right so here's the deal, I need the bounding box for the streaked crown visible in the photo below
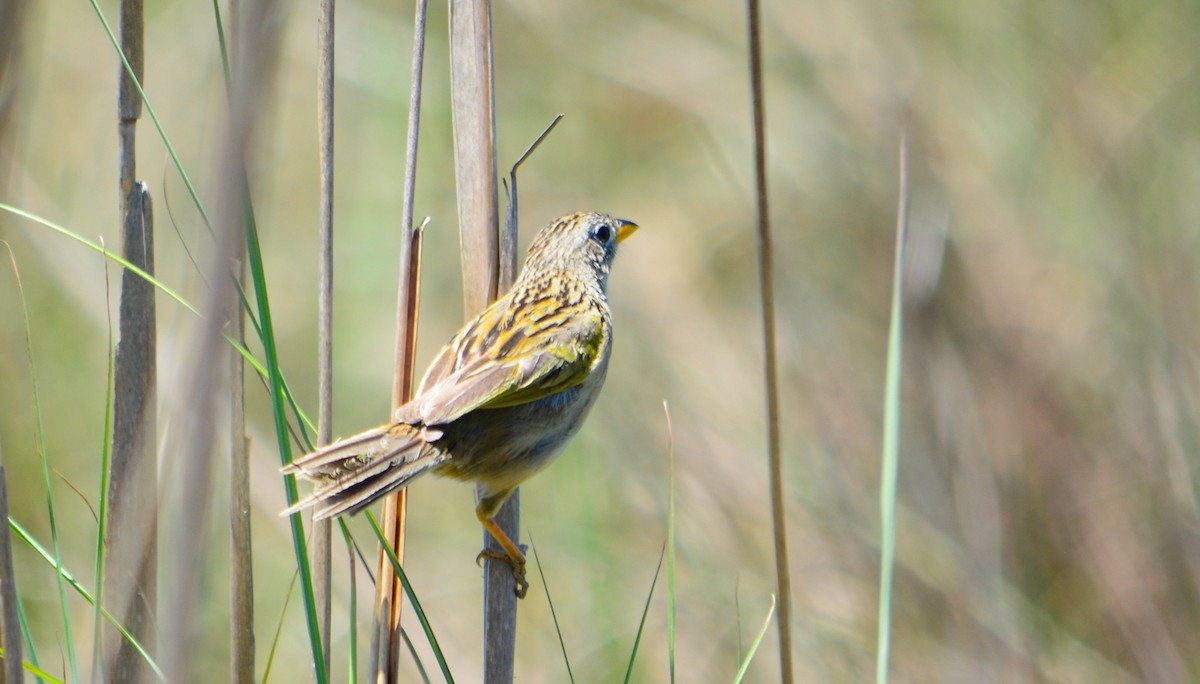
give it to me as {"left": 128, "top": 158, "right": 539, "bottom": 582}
{"left": 522, "top": 211, "right": 638, "bottom": 288}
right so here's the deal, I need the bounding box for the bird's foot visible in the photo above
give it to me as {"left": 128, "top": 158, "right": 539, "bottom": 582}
{"left": 475, "top": 545, "right": 530, "bottom": 599}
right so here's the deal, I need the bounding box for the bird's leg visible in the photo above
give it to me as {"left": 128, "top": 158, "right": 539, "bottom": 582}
{"left": 474, "top": 491, "right": 529, "bottom": 598}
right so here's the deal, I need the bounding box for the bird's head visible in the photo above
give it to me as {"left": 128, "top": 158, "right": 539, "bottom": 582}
{"left": 522, "top": 211, "right": 638, "bottom": 289}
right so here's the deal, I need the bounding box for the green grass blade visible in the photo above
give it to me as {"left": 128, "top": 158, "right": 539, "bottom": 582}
{"left": 20, "top": 661, "right": 66, "bottom": 684}
{"left": 243, "top": 197, "right": 328, "bottom": 683}
{"left": 8, "top": 518, "right": 165, "bottom": 680}
{"left": 91, "top": 247, "right": 118, "bottom": 682}
{"left": 15, "top": 592, "right": 38, "bottom": 678}
{"left": 875, "top": 131, "right": 910, "bottom": 684}
{"left": 0, "top": 204, "right": 198, "bottom": 315}
{"left": 664, "top": 401, "right": 677, "bottom": 684}
{"left": 210, "top": 0, "right": 233, "bottom": 93}
{"left": 261, "top": 568, "right": 299, "bottom": 684}
{"left": 622, "top": 544, "right": 666, "bottom": 684}
{"left": 2, "top": 249, "right": 39, "bottom": 680}
{"left": 732, "top": 595, "right": 776, "bottom": 683}
{"left": 365, "top": 511, "right": 453, "bottom": 683}
{"left": 337, "top": 521, "right": 362, "bottom": 684}
{"left": 5, "top": 246, "right": 77, "bottom": 681}
{"left": 0, "top": 207, "right": 314, "bottom": 428}
{"left": 398, "top": 629, "right": 432, "bottom": 684}
{"left": 528, "top": 533, "right": 574, "bottom": 683}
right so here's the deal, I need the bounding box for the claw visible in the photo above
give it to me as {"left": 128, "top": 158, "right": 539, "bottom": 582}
{"left": 476, "top": 546, "right": 529, "bottom": 598}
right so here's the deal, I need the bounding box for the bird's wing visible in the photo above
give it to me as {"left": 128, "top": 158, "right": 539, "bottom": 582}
{"left": 395, "top": 295, "right": 607, "bottom": 426}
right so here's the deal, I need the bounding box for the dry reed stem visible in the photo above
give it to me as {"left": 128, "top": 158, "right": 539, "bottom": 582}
{"left": 103, "top": 0, "right": 155, "bottom": 678}
{"left": 229, "top": 254, "right": 254, "bottom": 684}
{"left": 0, "top": 0, "right": 26, "bottom": 191}
{"left": 312, "top": 0, "right": 336, "bottom": 674}
{"left": 162, "top": 0, "right": 280, "bottom": 677}
{"left": 0, "top": 443, "right": 23, "bottom": 684}
{"left": 104, "top": 182, "right": 157, "bottom": 683}
{"left": 745, "top": 0, "right": 794, "bottom": 680}
{"left": 370, "top": 0, "right": 429, "bottom": 679}
{"left": 446, "top": 0, "right": 519, "bottom": 680}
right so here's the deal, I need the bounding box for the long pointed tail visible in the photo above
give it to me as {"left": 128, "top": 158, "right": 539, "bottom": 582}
{"left": 281, "top": 423, "right": 449, "bottom": 520}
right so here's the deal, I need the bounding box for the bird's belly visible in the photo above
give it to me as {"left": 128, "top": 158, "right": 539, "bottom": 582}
{"left": 432, "top": 371, "right": 605, "bottom": 491}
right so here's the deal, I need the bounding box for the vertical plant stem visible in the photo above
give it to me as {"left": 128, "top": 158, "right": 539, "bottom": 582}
{"left": 313, "top": 0, "right": 336, "bottom": 675}
{"left": 393, "top": 0, "right": 428, "bottom": 345}
{"left": 103, "top": 0, "right": 155, "bottom": 677}
{"left": 163, "top": 179, "right": 230, "bottom": 679}
{"left": 0, "top": 0, "right": 27, "bottom": 192}
{"left": 213, "top": 6, "right": 253, "bottom": 679}
{"left": 744, "top": 1, "right": 794, "bottom": 681}
{"left": 164, "top": 0, "right": 280, "bottom": 677}
{"left": 875, "top": 130, "right": 909, "bottom": 684}
{"left": 104, "top": 185, "right": 157, "bottom": 683}
{"left": 371, "top": 0, "right": 428, "bottom": 680}
{"left": 230, "top": 252, "right": 254, "bottom": 684}
{"left": 664, "top": 402, "right": 676, "bottom": 684}
{"left": 447, "top": 0, "right": 517, "bottom": 679}
{"left": 449, "top": 0, "right": 500, "bottom": 315}
{"left": 0, "top": 442, "right": 23, "bottom": 684}
{"left": 374, "top": 224, "right": 424, "bottom": 678}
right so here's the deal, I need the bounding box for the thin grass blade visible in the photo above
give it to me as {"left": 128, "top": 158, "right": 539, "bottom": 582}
{"left": 5, "top": 246, "right": 77, "bottom": 681}
{"left": 7, "top": 518, "right": 165, "bottom": 680}
{"left": 261, "top": 568, "right": 298, "bottom": 684}
{"left": 20, "top": 661, "right": 66, "bottom": 684}
{"left": 245, "top": 201, "right": 328, "bottom": 682}
{"left": 664, "top": 401, "right": 677, "bottom": 684}
{"left": 622, "top": 544, "right": 666, "bottom": 684}
{"left": 529, "top": 533, "right": 574, "bottom": 684}
{"left": 875, "top": 129, "right": 910, "bottom": 684}
{"left": 90, "top": 245, "right": 117, "bottom": 682}
{"left": 338, "top": 521, "right": 362, "bottom": 683}
{"left": 398, "top": 629, "right": 432, "bottom": 684}
{"left": 732, "top": 595, "right": 776, "bottom": 683}
{"left": 15, "top": 593, "right": 36, "bottom": 676}
{"left": 365, "top": 512, "right": 453, "bottom": 683}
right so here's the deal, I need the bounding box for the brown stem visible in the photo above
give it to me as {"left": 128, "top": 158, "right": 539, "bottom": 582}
{"left": 746, "top": 0, "right": 794, "bottom": 681}
{"left": 370, "top": 0, "right": 429, "bottom": 679}
{"left": 312, "top": 0, "right": 336, "bottom": 675}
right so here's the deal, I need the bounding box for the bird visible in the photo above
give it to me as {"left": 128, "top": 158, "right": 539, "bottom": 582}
{"left": 282, "top": 210, "right": 637, "bottom": 597}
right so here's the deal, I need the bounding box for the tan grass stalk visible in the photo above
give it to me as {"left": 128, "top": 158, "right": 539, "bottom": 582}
{"left": 745, "top": 0, "right": 794, "bottom": 681}
{"left": 447, "top": 1, "right": 519, "bottom": 680}
{"left": 312, "top": 0, "right": 336, "bottom": 675}
{"left": 0, "top": 0, "right": 27, "bottom": 191}
{"left": 229, "top": 251, "right": 253, "bottom": 684}
{"left": 161, "top": 0, "right": 280, "bottom": 677}
{"left": 0, "top": 443, "right": 23, "bottom": 684}
{"left": 370, "top": 0, "right": 429, "bottom": 679}
{"left": 104, "top": 3, "right": 157, "bottom": 663}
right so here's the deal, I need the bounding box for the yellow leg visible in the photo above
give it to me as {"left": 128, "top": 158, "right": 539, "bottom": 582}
{"left": 475, "top": 494, "right": 529, "bottom": 598}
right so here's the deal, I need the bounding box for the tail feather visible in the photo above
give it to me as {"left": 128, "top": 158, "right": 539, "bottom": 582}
{"left": 281, "top": 422, "right": 449, "bottom": 520}
{"left": 309, "top": 447, "right": 450, "bottom": 519}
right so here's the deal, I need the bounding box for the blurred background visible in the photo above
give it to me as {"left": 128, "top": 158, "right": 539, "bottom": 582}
{"left": 2, "top": 0, "right": 1199, "bottom": 681}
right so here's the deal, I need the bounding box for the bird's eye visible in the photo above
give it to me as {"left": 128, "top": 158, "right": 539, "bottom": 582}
{"left": 593, "top": 223, "right": 613, "bottom": 243}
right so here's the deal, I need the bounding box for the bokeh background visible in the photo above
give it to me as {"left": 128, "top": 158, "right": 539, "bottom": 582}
{"left": 2, "top": 0, "right": 1199, "bottom": 681}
